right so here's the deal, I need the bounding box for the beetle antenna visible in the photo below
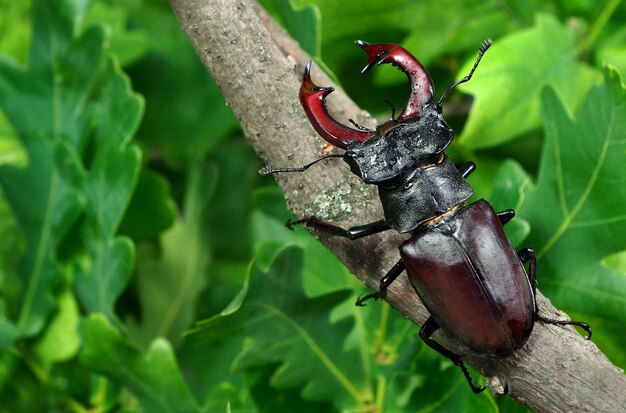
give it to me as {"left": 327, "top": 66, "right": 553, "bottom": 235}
{"left": 349, "top": 119, "right": 375, "bottom": 132}
{"left": 383, "top": 98, "right": 396, "bottom": 120}
{"left": 438, "top": 38, "right": 492, "bottom": 105}
{"left": 259, "top": 154, "right": 344, "bottom": 175}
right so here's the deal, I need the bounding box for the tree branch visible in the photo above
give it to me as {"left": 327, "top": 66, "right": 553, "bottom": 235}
{"left": 168, "top": 0, "right": 626, "bottom": 411}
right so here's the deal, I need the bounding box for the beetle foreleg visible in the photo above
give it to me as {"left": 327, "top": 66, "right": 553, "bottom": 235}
{"left": 457, "top": 161, "right": 476, "bottom": 179}
{"left": 518, "top": 248, "right": 593, "bottom": 339}
{"left": 496, "top": 209, "right": 515, "bottom": 226}
{"left": 287, "top": 217, "right": 391, "bottom": 240}
{"left": 419, "top": 317, "right": 486, "bottom": 393}
{"left": 259, "top": 154, "right": 344, "bottom": 176}
{"left": 355, "top": 259, "right": 405, "bottom": 306}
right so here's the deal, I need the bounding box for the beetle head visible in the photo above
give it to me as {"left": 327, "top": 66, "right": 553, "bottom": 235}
{"left": 299, "top": 42, "right": 452, "bottom": 184}
{"left": 344, "top": 102, "right": 453, "bottom": 183}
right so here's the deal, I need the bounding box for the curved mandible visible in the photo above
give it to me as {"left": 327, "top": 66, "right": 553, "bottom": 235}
{"left": 299, "top": 62, "right": 374, "bottom": 149}
{"left": 356, "top": 40, "right": 434, "bottom": 121}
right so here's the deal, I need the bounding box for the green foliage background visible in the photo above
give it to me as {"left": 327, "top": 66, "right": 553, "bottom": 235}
{"left": 1, "top": 0, "right": 625, "bottom": 412}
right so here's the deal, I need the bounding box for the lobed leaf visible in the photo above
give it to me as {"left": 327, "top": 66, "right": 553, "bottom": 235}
{"left": 457, "top": 14, "right": 599, "bottom": 148}
{"left": 186, "top": 245, "right": 369, "bottom": 411}
{"left": 81, "top": 314, "right": 204, "bottom": 413}
{"left": 73, "top": 56, "right": 143, "bottom": 321}
{"left": 0, "top": 0, "right": 145, "bottom": 335}
{"left": 0, "top": 0, "right": 97, "bottom": 336}
{"left": 126, "top": 162, "right": 213, "bottom": 349}
{"left": 520, "top": 66, "right": 626, "bottom": 324}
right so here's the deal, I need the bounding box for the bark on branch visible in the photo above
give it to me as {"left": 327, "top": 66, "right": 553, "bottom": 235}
{"left": 168, "top": 0, "right": 626, "bottom": 411}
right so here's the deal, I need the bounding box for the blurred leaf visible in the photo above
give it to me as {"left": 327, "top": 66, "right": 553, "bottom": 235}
{"left": 259, "top": 0, "right": 320, "bottom": 58}
{"left": 206, "top": 140, "right": 261, "bottom": 261}
{"left": 399, "top": 352, "right": 497, "bottom": 412}
{"left": 0, "top": 313, "right": 18, "bottom": 350}
{"left": 187, "top": 245, "right": 369, "bottom": 411}
{"left": 458, "top": 14, "right": 600, "bottom": 148}
{"left": 488, "top": 160, "right": 532, "bottom": 246}
{"left": 119, "top": 166, "right": 176, "bottom": 239}
{"left": 399, "top": 0, "right": 516, "bottom": 67}
{"left": 0, "top": 0, "right": 97, "bottom": 336}
{"left": 251, "top": 187, "right": 354, "bottom": 296}
{"left": 0, "top": 114, "right": 25, "bottom": 167}
{"left": 247, "top": 364, "right": 336, "bottom": 412}
{"left": 0, "top": 0, "right": 32, "bottom": 63}
{"left": 82, "top": 314, "right": 204, "bottom": 413}
{"left": 519, "top": 66, "right": 626, "bottom": 323}
{"left": 596, "top": 25, "right": 626, "bottom": 79}
{"left": 295, "top": 0, "right": 519, "bottom": 106}
{"left": 83, "top": 0, "right": 152, "bottom": 66}
{"left": 33, "top": 288, "right": 81, "bottom": 368}
{"left": 73, "top": 57, "right": 143, "bottom": 321}
{"left": 127, "top": 162, "right": 214, "bottom": 349}
{"left": 127, "top": 3, "right": 239, "bottom": 166}
{"left": 0, "top": 183, "right": 21, "bottom": 311}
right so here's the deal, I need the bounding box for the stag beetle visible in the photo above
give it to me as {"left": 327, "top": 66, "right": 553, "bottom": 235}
{"left": 260, "top": 39, "right": 591, "bottom": 392}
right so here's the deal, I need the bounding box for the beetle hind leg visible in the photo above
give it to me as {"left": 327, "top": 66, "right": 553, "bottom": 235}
{"left": 355, "top": 259, "right": 405, "bottom": 306}
{"left": 518, "top": 248, "right": 592, "bottom": 339}
{"left": 536, "top": 315, "right": 592, "bottom": 339}
{"left": 419, "top": 317, "right": 485, "bottom": 393}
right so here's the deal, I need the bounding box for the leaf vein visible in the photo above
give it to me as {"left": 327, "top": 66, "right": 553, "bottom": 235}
{"left": 250, "top": 302, "right": 363, "bottom": 402}
{"left": 537, "top": 108, "right": 614, "bottom": 259}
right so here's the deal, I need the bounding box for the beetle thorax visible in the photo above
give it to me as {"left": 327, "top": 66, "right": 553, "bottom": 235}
{"left": 377, "top": 155, "right": 474, "bottom": 233}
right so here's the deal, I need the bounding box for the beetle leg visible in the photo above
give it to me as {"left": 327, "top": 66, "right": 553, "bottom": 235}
{"left": 419, "top": 317, "right": 486, "bottom": 393}
{"left": 518, "top": 248, "right": 593, "bottom": 339}
{"left": 259, "top": 154, "right": 344, "bottom": 176}
{"left": 287, "top": 217, "right": 391, "bottom": 240}
{"left": 496, "top": 209, "right": 515, "bottom": 226}
{"left": 355, "top": 259, "right": 405, "bottom": 306}
{"left": 457, "top": 161, "right": 476, "bottom": 179}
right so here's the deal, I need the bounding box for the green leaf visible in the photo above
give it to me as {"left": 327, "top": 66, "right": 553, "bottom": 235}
{"left": 0, "top": 0, "right": 31, "bottom": 64}
{"left": 73, "top": 56, "right": 143, "bottom": 321}
{"left": 458, "top": 14, "right": 600, "bottom": 148}
{"left": 83, "top": 1, "right": 152, "bottom": 66}
{"left": 32, "top": 288, "right": 81, "bottom": 368}
{"left": 126, "top": 162, "right": 214, "bottom": 349}
{"left": 0, "top": 0, "right": 97, "bottom": 336}
{"left": 519, "top": 66, "right": 626, "bottom": 324}
{"left": 128, "top": 5, "right": 239, "bottom": 166}
{"left": 0, "top": 0, "right": 144, "bottom": 336}
{"left": 0, "top": 311, "right": 18, "bottom": 350}
{"left": 186, "top": 245, "right": 369, "bottom": 411}
{"left": 251, "top": 187, "right": 354, "bottom": 296}
{"left": 118, "top": 167, "right": 176, "bottom": 239}
{"left": 258, "top": 0, "right": 320, "bottom": 58}
{"left": 488, "top": 160, "right": 532, "bottom": 246}
{"left": 81, "top": 314, "right": 204, "bottom": 413}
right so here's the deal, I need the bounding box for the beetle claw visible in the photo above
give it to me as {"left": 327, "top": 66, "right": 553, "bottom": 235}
{"left": 355, "top": 291, "right": 383, "bottom": 306}
{"left": 285, "top": 218, "right": 308, "bottom": 230}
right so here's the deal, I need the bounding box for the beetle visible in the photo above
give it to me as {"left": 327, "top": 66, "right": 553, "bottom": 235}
{"left": 260, "top": 39, "right": 591, "bottom": 392}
